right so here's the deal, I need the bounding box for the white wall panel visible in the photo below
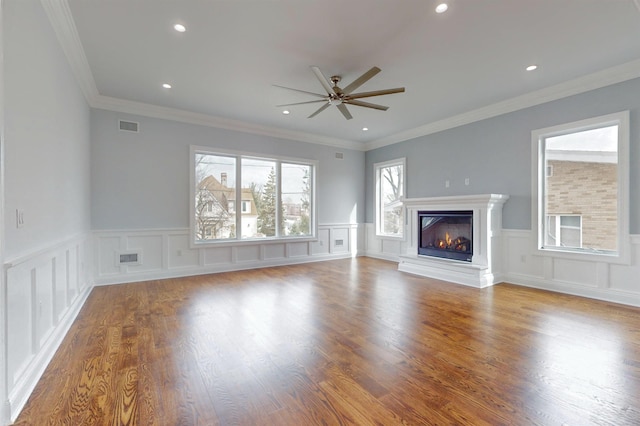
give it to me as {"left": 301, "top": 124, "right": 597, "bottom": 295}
{"left": 552, "top": 259, "right": 599, "bottom": 287}
{"left": 53, "top": 255, "right": 66, "bottom": 323}
{"left": 3, "top": 236, "right": 91, "bottom": 422}
{"left": 204, "top": 246, "right": 233, "bottom": 266}
{"left": 310, "top": 228, "right": 330, "bottom": 255}
{"left": 6, "top": 265, "right": 32, "bottom": 386}
{"left": 288, "top": 242, "right": 309, "bottom": 258}
{"left": 168, "top": 234, "right": 199, "bottom": 269}
{"left": 330, "top": 227, "right": 350, "bottom": 254}
{"left": 237, "top": 245, "right": 261, "bottom": 263}
{"left": 35, "top": 261, "right": 54, "bottom": 349}
{"left": 610, "top": 237, "right": 640, "bottom": 292}
{"left": 127, "top": 235, "right": 163, "bottom": 272}
{"left": 264, "top": 244, "right": 286, "bottom": 260}
{"left": 98, "top": 236, "right": 120, "bottom": 276}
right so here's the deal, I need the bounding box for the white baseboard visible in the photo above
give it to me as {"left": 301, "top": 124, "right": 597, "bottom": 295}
{"left": 504, "top": 271, "right": 640, "bottom": 307}
{"left": 94, "top": 252, "right": 355, "bottom": 286}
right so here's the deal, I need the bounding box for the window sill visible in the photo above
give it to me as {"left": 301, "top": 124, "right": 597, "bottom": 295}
{"left": 534, "top": 244, "right": 631, "bottom": 266}
{"left": 375, "top": 233, "right": 405, "bottom": 241}
{"left": 191, "top": 235, "right": 317, "bottom": 249}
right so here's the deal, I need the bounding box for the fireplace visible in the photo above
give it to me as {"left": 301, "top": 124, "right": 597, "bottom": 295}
{"left": 418, "top": 210, "right": 473, "bottom": 262}
{"left": 398, "top": 194, "right": 509, "bottom": 288}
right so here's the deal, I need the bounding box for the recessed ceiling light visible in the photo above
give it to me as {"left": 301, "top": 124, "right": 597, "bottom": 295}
{"left": 362, "top": 127, "right": 369, "bottom": 131}
{"left": 174, "top": 24, "right": 186, "bottom": 32}
{"left": 435, "top": 3, "right": 448, "bottom": 13}
{"left": 282, "top": 110, "right": 290, "bottom": 115}
{"left": 162, "top": 83, "right": 172, "bottom": 89}
{"left": 526, "top": 65, "right": 538, "bottom": 71}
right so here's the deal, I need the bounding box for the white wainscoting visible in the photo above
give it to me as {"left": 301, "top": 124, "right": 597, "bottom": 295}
{"left": 502, "top": 230, "right": 640, "bottom": 307}
{"left": 93, "top": 224, "right": 360, "bottom": 285}
{"left": 3, "top": 235, "right": 91, "bottom": 422}
{"left": 363, "top": 223, "right": 640, "bottom": 306}
{"left": 362, "top": 223, "right": 407, "bottom": 262}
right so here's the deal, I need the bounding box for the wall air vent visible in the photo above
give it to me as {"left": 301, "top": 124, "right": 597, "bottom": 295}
{"left": 335, "top": 152, "right": 344, "bottom": 159}
{"left": 119, "top": 253, "right": 138, "bottom": 264}
{"left": 119, "top": 120, "right": 139, "bottom": 132}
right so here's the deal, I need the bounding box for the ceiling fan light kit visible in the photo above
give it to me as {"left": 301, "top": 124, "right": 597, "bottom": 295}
{"left": 275, "top": 66, "right": 405, "bottom": 120}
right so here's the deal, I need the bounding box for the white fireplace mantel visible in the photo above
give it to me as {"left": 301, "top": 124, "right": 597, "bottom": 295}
{"left": 398, "top": 194, "right": 509, "bottom": 288}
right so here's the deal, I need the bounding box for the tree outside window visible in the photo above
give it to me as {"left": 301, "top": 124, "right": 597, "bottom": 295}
{"left": 192, "top": 148, "right": 315, "bottom": 244}
{"left": 375, "top": 158, "right": 405, "bottom": 238}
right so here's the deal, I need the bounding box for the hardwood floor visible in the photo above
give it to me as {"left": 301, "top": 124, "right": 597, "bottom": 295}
{"left": 14, "top": 257, "right": 640, "bottom": 425}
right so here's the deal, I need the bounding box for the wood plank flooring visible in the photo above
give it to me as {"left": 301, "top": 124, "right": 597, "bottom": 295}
{"left": 14, "top": 257, "right": 640, "bottom": 425}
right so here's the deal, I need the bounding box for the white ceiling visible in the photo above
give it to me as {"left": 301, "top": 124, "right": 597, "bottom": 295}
{"left": 48, "top": 0, "right": 640, "bottom": 150}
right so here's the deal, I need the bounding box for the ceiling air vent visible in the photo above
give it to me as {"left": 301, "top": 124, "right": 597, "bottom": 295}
{"left": 119, "top": 120, "right": 139, "bottom": 132}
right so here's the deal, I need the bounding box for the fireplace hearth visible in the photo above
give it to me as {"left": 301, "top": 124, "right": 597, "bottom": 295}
{"left": 419, "top": 210, "right": 473, "bottom": 262}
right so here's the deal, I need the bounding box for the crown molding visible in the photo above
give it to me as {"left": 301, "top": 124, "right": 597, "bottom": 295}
{"left": 40, "top": 0, "right": 99, "bottom": 104}
{"left": 93, "top": 95, "right": 365, "bottom": 151}
{"left": 365, "top": 59, "right": 640, "bottom": 151}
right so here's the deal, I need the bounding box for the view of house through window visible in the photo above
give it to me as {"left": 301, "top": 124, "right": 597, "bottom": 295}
{"left": 541, "top": 123, "right": 619, "bottom": 253}
{"left": 193, "top": 149, "right": 314, "bottom": 243}
{"left": 375, "top": 158, "right": 405, "bottom": 238}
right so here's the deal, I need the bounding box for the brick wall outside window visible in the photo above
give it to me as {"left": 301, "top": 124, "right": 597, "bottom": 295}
{"left": 546, "top": 160, "right": 617, "bottom": 250}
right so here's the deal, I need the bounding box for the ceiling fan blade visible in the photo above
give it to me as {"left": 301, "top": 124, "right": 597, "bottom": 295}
{"left": 348, "top": 87, "right": 405, "bottom": 99}
{"left": 310, "top": 66, "right": 336, "bottom": 95}
{"left": 342, "top": 66, "right": 381, "bottom": 94}
{"left": 308, "top": 102, "right": 331, "bottom": 118}
{"left": 276, "top": 100, "right": 328, "bottom": 107}
{"left": 337, "top": 103, "right": 353, "bottom": 120}
{"left": 345, "top": 99, "right": 389, "bottom": 111}
{"left": 273, "top": 85, "right": 326, "bottom": 98}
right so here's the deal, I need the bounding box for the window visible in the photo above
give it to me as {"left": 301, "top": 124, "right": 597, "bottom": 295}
{"left": 545, "top": 215, "right": 582, "bottom": 248}
{"left": 532, "top": 111, "right": 629, "bottom": 261}
{"left": 191, "top": 146, "right": 316, "bottom": 244}
{"left": 375, "top": 158, "right": 405, "bottom": 238}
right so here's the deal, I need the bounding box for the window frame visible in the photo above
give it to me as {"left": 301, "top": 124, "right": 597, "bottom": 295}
{"left": 531, "top": 111, "right": 630, "bottom": 264}
{"left": 190, "top": 145, "right": 317, "bottom": 247}
{"left": 374, "top": 157, "right": 406, "bottom": 240}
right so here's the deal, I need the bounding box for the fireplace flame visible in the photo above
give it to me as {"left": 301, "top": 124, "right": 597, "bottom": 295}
{"left": 445, "top": 232, "right": 452, "bottom": 246}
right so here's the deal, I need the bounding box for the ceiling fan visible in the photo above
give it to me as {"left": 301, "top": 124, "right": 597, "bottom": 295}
{"left": 275, "top": 66, "right": 405, "bottom": 120}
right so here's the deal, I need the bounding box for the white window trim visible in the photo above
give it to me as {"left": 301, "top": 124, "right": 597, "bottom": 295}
{"left": 531, "top": 111, "right": 630, "bottom": 264}
{"left": 190, "top": 145, "right": 318, "bottom": 247}
{"left": 374, "top": 157, "right": 406, "bottom": 240}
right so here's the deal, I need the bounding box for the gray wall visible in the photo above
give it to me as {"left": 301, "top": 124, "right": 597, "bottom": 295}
{"left": 91, "top": 110, "right": 365, "bottom": 230}
{"left": 4, "top": 0, "right": 91, "bottom": 258}
{"left": 366, "top": 77, "right": 640, "bottom": 232}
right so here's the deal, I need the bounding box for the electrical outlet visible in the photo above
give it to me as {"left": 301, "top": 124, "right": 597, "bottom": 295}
{"left": 445, "top": 180, "right": 450, "bottom": 188}
{"left": 465, "top": 178, "right": 470, "bottom": 186}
